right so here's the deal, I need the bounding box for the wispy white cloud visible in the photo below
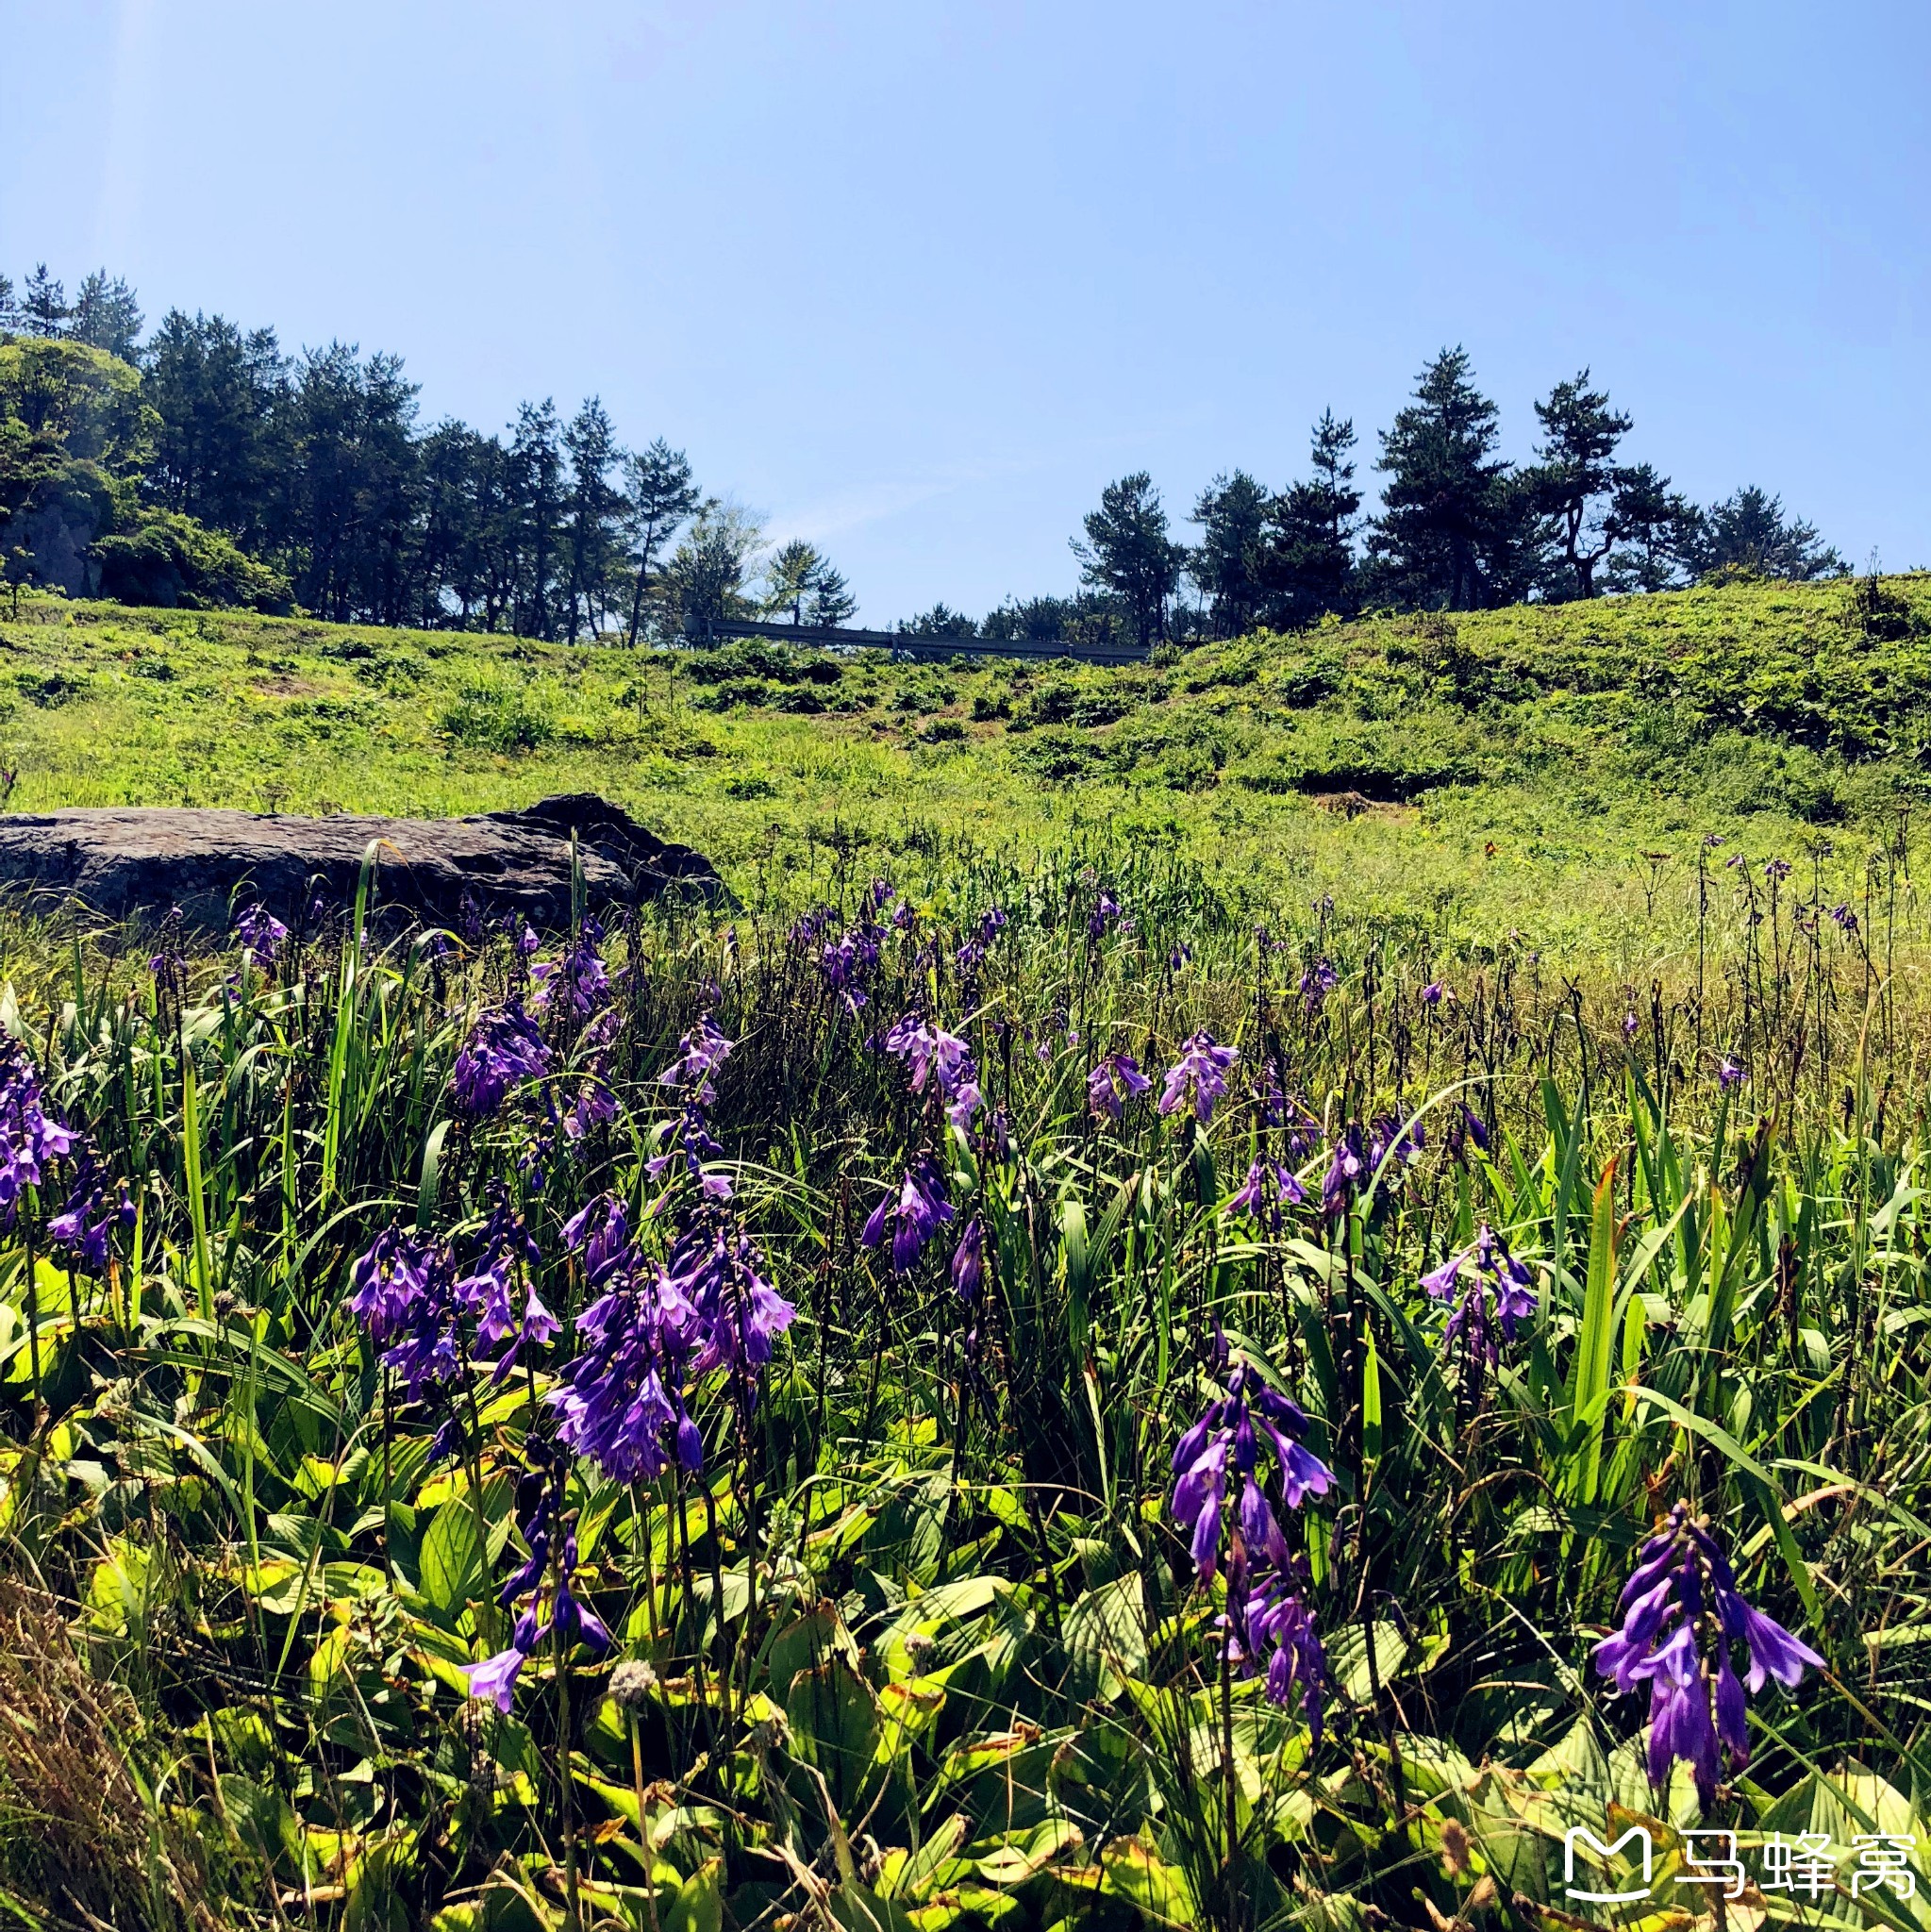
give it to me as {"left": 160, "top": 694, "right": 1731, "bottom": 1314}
{"left": 768, "top": 472, "right": 973, "bottom": 546}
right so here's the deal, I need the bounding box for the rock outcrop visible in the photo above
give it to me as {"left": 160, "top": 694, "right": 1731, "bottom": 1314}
{"left": 0, "top": 793, "right": 724, "bottom": 930}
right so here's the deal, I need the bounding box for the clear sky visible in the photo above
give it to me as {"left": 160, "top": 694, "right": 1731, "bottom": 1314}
{"left": 4, "top": 0, "right": 1927, "bottom": 622}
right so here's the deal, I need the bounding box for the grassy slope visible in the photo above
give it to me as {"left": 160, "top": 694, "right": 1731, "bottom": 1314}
{"left": 2, "top": 573, "right": 1928, "bottom": 956}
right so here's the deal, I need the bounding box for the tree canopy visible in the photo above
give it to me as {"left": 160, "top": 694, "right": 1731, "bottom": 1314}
{"left": 0, "top": 259, "right": 1852, "bottom": 637}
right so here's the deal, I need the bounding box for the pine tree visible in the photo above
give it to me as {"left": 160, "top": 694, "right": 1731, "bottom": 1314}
{"left": 509, "top": 400, "right": 565, "bottom": 640}
{"left": 1602, "top": 463, "right": 1696, "bottom": 593}
{"left": 20, "top": 265, "right": 69, "bottom": 337}
{"left": 1072, "top": 473, "right": 1185, "bottom": 650}
{"left": 663, "top": 500, "right": 763, "bottom": 635}
{"left": 807, "top": 561, "right": 856, "bottom": 627}
{"left": 762, "top": 539, "right": 824, "bottom": 624}
{"left": 144, "top": 310, "right": 289, "bottom": 545}
{"left": 281, "top": 343, "right": 422, "bottom": 625}
{"left": 1682, "top": 487, "right": 1844, "bottom": 582}
{"left": 1255, "top": 410, "right": 1360, "bottom": 626}
{"left": 1368, "top": 348, "right": 1531, "bottom": 609}
{"left": 1525, "top": 369, "right": 1633, "bottom": 599}
{"left": 899, "top": 602, "right": 977, "bottom": 638}
{"left": 621, "top": 440, "right": 699, "bottom": 645}
{"left": 758, "top": 538, "right": 856, "bottom": 627}
{"left": 561, "top": 397, "right": 625, "bottom": 639}
{"left": 1190, "top": 471, "right": 1269, "bottom": 638}
{"left": 69, "top": 273, "right": 143, "bottom": 361}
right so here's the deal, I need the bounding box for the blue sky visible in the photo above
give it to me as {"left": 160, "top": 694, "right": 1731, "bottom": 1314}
{"left": 4, "top": 0, "right": 1927, "bottom": 622}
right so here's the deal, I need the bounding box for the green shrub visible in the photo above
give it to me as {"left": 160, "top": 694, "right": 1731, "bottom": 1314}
{"left": 1020, "top": 682, "right": 1076, "bottom": 724}
{"left": 1009, "top": 727, "right": 1115, "bottom": 781}
{"left": 1072, "top": 691, "right": 1131, "bottom": 726}
{"left": 92, "top": 511, "right": 292, "bottom": 614}
{"left": 679, "top": 640, "right": 841, "bottom": 687}
{"left": 437, "top": 676, "right": 555, "bottom": 754}
{"left": 16, "top": 670, "right": 86, "bottom": 707}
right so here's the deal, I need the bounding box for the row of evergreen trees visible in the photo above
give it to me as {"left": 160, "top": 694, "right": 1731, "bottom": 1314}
{"left": 3, "top": 264, "right": 1847, "bottom": 647}
{"left": 905, "top": 350, "right": 1847, "bottom": 648}
{"left": 0, "top": 264, "right": 851, "bottom": 637}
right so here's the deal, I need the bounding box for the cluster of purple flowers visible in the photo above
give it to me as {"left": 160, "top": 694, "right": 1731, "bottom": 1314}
{"left": 348, "top": 1206, "right": 556, "bottom": 1403}
{"left": 1593, "top": 1502, "right": 1823, "bottom": 1805}
{"left": 863, "top": 1153, "right": 956, "bottom": 1274}
{"left": 821, "top": 922, "right": 884, "bottom": 1009}
{"left": 1320, "top": 1124, "right": 1364, "bottom": 1216}
{"left": 1366, "top": 1112, "right": 1425, "bottom": 1173}
{"left": 1423, "top": 1224, "right": 1535, "bottom": 1366}
{"left": 883, "top": 1010, "right": 983, "bottom": 1129}
{"left": 464, "top": 1441, "right": 612, "bottom": 1712}
{"left": 235, "top": 903, "right": 289, "bottom": 971}
{"left": 452, "top": 1001, "right": 553, "bottom": 1119}
{"left": 955, "top": 906, "right": 1007, "bottom": 975}
{"left": 1172, "top": 1339, "right": 1333, "bottom": 1581}
{"left": 1445, "top": 1102, "right": 1490, "bottom": 1158}
{"left": 647, "top": 1011, "right": 734, "bottom": 1195}
{"left": 46, "top": 1158, "right": 136, "bottom": 1276}
{"left": 801, "top": 880, "right": 897, "bottom": 1013}
{"left": 1320, "top": 1114, "right": 1424, "bottom": 1218}
{"left": 0, "top": 1041, "right": 129, "bottom": 1276}
{"left": 951, "top": 1214, "right": 985, "bottom": 1303}
{"left": 549, "top": 1016, "right": 794, "bottom": 1484}
{"left": 867, "top": 1004, "right": 1006, "bottom": 1286}
{"left": 1300, "top": 958, "right": 1339, "bottom": 1011}
{"left": 1158, "top": 1033, "right": 1238, "bottom": 1124}
{"left": 660, "top": 1011, "right": 731, "bottom": 1105}
{"left": 464, "top": 1197, "right": 555, "bottom": 1379}
{"left": 1225, "top": 1568, "right": 1327, "bottom": 1740}
{"left": 1087, "top": 891, "right": 1124, "bottom": 941}
{"left": 549, "top": 1195, "right": 705, "bottom": 1480}
{"left": 0, "top": 1042, "right": 76, "bottom": 1230}
{"left": 531, "top": 915, "right": 612, "bottom": 1021}
{"left": 1224, "top": 1158, "right": 1307, "bottom": 1231}
{"left": 1087, "top": 1051, "right": 1151, "bottom": 1123}
{"left": 1171, "top": 1331, "right": 1333, "bottom": 1732}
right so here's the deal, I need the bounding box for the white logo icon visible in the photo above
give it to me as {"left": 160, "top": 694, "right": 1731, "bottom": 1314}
{"left": 1565, "top": 1826, "right": 1655, "bottom": 1905}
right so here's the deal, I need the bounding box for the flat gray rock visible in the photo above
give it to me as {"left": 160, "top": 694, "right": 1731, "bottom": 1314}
{"left": 0, "top": 793, "right": 724, "bottom": 930}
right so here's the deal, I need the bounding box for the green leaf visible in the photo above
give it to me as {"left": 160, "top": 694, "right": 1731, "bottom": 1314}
{"left": 416, "top": 1119, "right": 451, "bottom": 1231}
{"left": 662, "top": 1857, "right": 723, "bottom": 1932}
{"left": 1062, "top": 1572, "right": 1146, "bottom": 1702}
{"left": 419, "top": 1496, "right": 484, "bottom": 1618}
{"left": 786, "top": 1656, "right": 884, "bottom": 1812}
{"left": 1563, "top": 1157, "right": 1619, "bottom": 1504}
{"left": 1328, "top": 1617, "right": 1410, "bottom": 1703}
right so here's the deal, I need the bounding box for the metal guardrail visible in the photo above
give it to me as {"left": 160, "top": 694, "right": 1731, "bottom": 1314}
{"left": 687, "top": 615, "right": 1149, "bottom": 667}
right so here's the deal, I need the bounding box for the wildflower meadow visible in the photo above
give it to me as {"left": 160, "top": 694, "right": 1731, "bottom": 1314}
{"left": 0, "top": 828, "right": 1926, "bottom": 1932}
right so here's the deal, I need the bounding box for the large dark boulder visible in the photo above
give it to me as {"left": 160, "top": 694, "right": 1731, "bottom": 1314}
{"left": 0, "top": 793, "right": 724, "bottom": 930}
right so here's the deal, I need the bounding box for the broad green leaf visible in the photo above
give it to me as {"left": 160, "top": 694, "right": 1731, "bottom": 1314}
{"left": 419, "top": 1496, "right": 484, "bottom": 1618}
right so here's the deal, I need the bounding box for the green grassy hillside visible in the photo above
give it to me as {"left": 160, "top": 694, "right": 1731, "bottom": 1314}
{"left": 3, "top": 573, "right": 1928, "bottom": 952}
